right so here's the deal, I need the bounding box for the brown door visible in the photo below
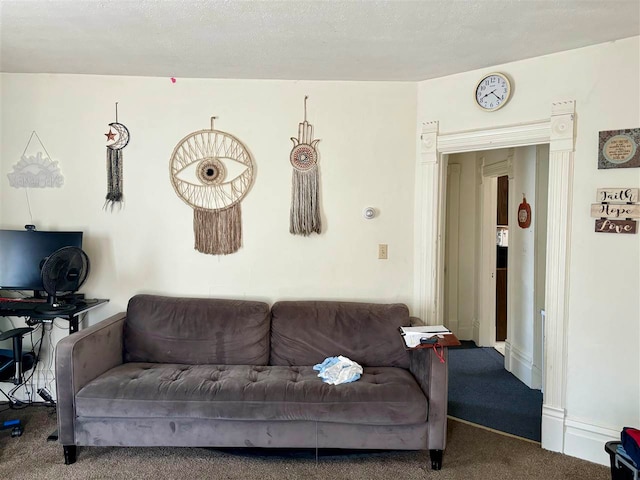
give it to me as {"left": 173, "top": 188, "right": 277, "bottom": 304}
{"left": 496, "top": 175, "right": 508, "bottom": 341}
{"left": 496, "top": 267, "right": 507, "bottom": 341}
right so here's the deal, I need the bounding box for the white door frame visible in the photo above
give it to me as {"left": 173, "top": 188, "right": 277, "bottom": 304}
{"left": 444, "top": 163, "right": 461, "bottom": 337}
{"left": 413, "top": 101, "right": 575, "bottom": 452}
{"left": 478, "top": 174, "right": 498, "bottom": 347}
{"left": 477, "top": 152, "right": 513, "bottom": 349}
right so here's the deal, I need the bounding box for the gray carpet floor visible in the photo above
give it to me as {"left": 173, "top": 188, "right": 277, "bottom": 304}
{"left": 0, "top": 406, "right": 609, "bottom": 479}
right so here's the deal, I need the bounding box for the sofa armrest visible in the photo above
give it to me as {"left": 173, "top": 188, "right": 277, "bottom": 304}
{"left": 55, "top": 312, "right": 126, "bottom": 445}
{"left": 409, "top": 347, "right": 448, "bottom": 451}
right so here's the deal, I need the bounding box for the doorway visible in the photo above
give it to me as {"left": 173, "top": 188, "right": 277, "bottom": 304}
{"left": 415, "top": 103, "right": 576, "bottom": 451}
{"left": 443, "top": 145, "right": 549, "bottom": 441}
{"left": 443, "top": 145, "right": 549, "bottom": 390}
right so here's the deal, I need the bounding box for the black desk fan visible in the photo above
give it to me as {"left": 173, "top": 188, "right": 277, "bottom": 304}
{"left": 36, "top": 246, "right": 90, "bottom": 314}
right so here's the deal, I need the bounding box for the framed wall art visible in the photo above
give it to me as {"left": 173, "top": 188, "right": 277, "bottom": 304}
{"left": 598, "top": 128, "right": 640, "bottom": 169}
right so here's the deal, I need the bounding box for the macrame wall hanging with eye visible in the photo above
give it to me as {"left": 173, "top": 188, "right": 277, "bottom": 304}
{"left": 170, "top": 117, "right": 255, "bottom": 255}
{"left": 104, "top": 102, "right": 130, "bottom": 210}
{"left": 289, "top": 96, "right": 322, "bottom": 236}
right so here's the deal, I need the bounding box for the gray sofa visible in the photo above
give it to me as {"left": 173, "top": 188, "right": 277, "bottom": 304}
{"left": 55, "top": 294, "right": 449, "bottom": 469}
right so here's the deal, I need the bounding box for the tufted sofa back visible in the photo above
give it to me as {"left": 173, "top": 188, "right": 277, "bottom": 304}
{"left": 124, "top": 294, "right": 271, "bottom": 365}
{"left": 269, "top": 301, "right": 411, "bottom": 368}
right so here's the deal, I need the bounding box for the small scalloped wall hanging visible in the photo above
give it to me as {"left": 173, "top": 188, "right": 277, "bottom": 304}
{"left": 7, "top": 131, "right": 64, "bottom": 188}
{"left": 169, "top": 117, "right": 256, "bottom": 255}
{"left": 289, "top": 96, "right": 321, "bottom": 235}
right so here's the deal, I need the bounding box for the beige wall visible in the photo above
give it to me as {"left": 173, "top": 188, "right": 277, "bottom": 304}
{"left": 0, "top": 75, "right": 417, "bottom": 397}
{"left": 1, "top": 76, "right": 417, "bottom": 307}
{"left": 418, "top": 36, "right": 640, "bottom": 463}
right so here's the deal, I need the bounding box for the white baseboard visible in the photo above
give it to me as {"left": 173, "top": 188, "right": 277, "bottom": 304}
{"left": 542, "top": 405, "right": 565, "bottom": 452}
{"left": 564, "top": 417, "right": 619, "bottom": 466}
{"left": 472, "top": 320, "right": 480, "bottom": 345}
{"left": 457, "top": 324, "right": 474, "bottom": 341}
{"left": 506, "top": 342, "right": 535, "bottom": 389}
{"left": 531, "top": 364, "right": 543, "bottom": 390}
{"left": 542, "top": 405, "right": 619, "bottom": 466}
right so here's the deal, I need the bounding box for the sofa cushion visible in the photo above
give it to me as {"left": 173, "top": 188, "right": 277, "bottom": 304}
{"left": 270, "top": 301, "right": 410, "bottom": 368}
{"left": 75, "top": 363, "right": 427, "bottom": 426}
{"left": 124, "top": 295, "right": 271, "bottom": 365}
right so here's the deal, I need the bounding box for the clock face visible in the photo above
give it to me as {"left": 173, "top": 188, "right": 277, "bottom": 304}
{"left": 475, "top": 73, "right": 511, "bottom": 111}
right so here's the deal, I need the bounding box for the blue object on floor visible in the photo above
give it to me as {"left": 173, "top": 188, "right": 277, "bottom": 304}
{"left": 448, "top": 343, "right": 543, "bottom": 442}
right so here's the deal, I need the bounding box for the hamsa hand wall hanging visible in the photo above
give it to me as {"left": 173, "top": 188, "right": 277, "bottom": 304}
{"left": 289, "top": 96, "right": 321, "bottom": 235}
{"left": 169, "top": 117, "right": 255, "bottom": 255}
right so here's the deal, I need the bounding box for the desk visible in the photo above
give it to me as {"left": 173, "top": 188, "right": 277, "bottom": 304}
{"left": 0, "top": 298, "right": 109, "bottom": 443}
{"left": 0, "top": 299, "right": 109, "bottom": 334}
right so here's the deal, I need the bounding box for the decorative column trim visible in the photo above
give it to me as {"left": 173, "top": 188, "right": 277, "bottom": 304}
{"left": 413, "top": 121, "right": 440, "bottom": 323}
{"left": 541, "top": 100, "right": 575, "bottom": 451}
{"left": 438, "top": 120, "right": 550, "bottom": 154}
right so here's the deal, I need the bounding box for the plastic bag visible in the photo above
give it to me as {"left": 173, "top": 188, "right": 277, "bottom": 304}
{"left": 313, "top": 355, "right": 363, "bottom": 385}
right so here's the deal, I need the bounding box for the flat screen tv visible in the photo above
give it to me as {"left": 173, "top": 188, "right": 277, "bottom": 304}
{"left": 0, "top": 229, "right": 83, "bottom": 297}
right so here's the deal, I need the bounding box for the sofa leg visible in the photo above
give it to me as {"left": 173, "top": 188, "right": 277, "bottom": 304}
{"left": 430, "top": 449, "right": 443, "bottom": 470}
{"left": 63, "top": 445, "right": 77, "bottom": 465}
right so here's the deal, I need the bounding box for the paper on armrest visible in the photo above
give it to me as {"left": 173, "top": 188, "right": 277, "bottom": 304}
{"left": 400, "top": 325, "right": 451, "bottom": 348}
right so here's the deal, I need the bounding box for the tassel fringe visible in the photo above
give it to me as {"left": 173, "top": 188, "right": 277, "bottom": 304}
{"left": 194, "top": 204, "right": 242, "bottom": 255}
{"left": 104, "top": 148, "right": 123, "bottom": 210}
{"left": 290, "top": 166, "right": 321, "bottom": 235}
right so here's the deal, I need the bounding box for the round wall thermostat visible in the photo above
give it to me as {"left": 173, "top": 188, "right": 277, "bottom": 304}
{"left": 363, "top": 207, "right": 376, "bottom": 219}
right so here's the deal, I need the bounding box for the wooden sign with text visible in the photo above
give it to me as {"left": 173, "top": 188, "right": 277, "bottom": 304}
{"left": 591, "top": 203, "right": 640, "bottom": 219}
{"left": 594, "top": 219, "right": 637, "bottom": 234}
{"left": 596, "top": 188, "right": 639, "bottom": 203}
{"left": 592, "top": 187, "right": 639, "bottom": 234}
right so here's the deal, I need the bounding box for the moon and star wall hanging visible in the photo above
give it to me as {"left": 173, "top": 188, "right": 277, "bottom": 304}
{"left": 169, "top": 117, "right": 255, "bottom": 255}
{"left": 289, "top": 96, "right": 322, "bottom": 236}
{"left": 104, "top": 102, "right": 130, "bottom": 209}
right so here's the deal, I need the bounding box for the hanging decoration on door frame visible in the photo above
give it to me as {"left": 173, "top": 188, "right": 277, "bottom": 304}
{"left": 289, "top": 96, "right": 322, "bottom": 236}
{"left": 518, "top": 195, "right": 532, "bottom": 229}
{"left": 104, "top": 102, "right": 130, "bottom": 210}
{"left": 7, "top": 131, "right": 64, "bottom": 188}
{"left": 169, "top": 117, "right": 256, "bottom": 255}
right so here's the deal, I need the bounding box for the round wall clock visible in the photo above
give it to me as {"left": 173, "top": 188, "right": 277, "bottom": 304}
{"left": 475, "top": 72, "right": 511, "bottom": 111}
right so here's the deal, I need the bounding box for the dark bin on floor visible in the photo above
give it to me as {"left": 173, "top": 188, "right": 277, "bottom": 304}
{"left": 605, "top": 441, "right": 638, "bottom": 480}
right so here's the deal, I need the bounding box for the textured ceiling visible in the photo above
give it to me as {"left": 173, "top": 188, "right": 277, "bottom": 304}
{"left": 1, "top": 0, "right": 639, "bottom": 81}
